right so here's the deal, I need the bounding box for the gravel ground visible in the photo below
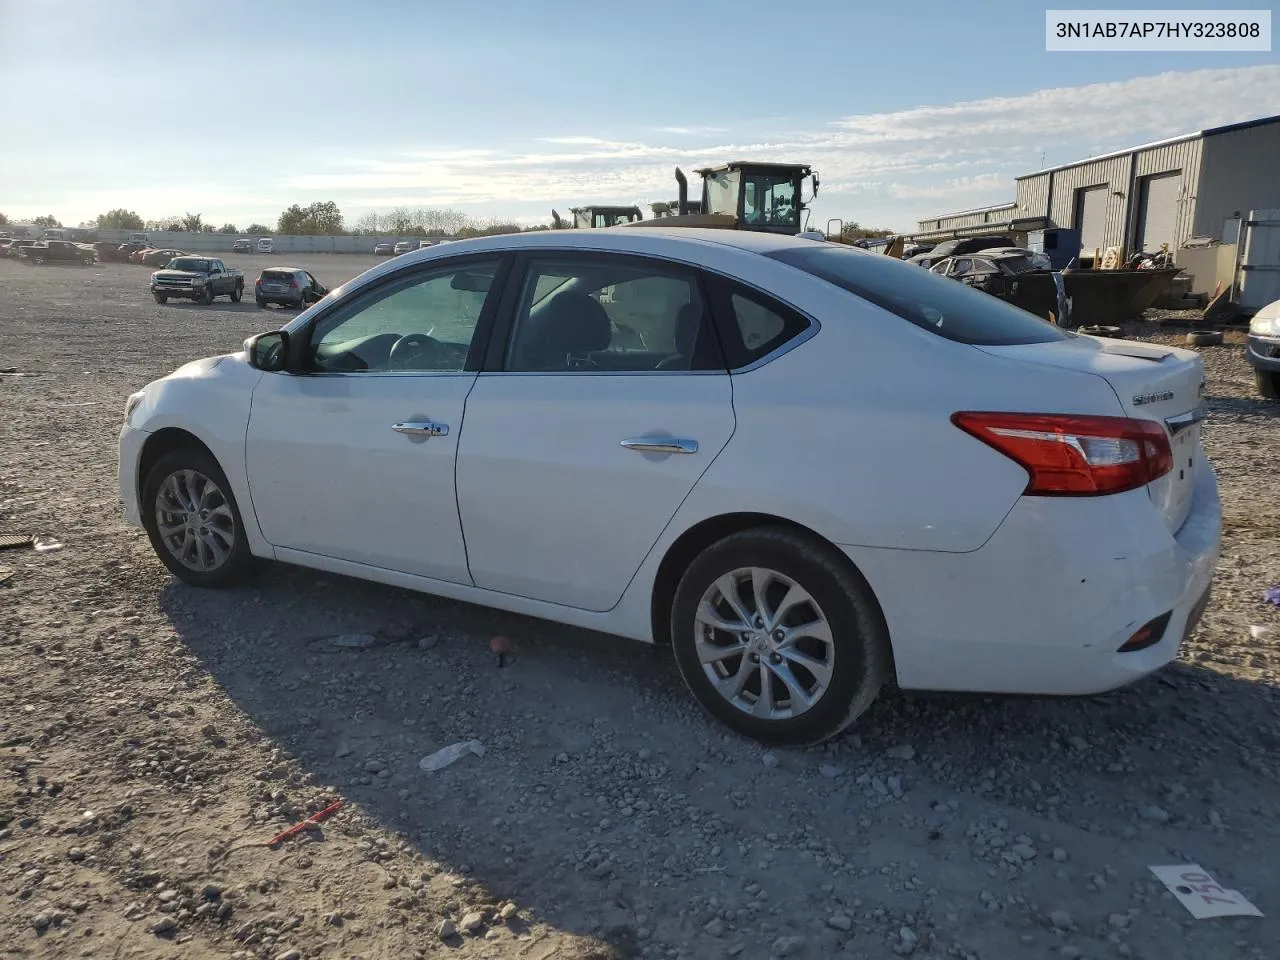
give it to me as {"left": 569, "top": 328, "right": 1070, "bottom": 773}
{"left": 1, "top": 255, "right": 1278, "bottom": 960}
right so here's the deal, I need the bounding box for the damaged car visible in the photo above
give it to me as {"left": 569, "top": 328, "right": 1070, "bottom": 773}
{"left": 929, "top": 247, "right": 1070, "bottom": 327}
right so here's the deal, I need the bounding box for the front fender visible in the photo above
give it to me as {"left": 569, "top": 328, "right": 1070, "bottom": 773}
{"left": 127, "top": 354, "right": 272, "bottom": 556}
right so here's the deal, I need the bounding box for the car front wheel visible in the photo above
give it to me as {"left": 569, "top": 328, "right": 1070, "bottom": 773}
{"left": 230, "top": 281, "right": 243, "bottom": 303}
{"left": 670, "top": 526, "right": 890, "bottom": 746}
{"left": 141, "top": 448, "right": 259, "bottom": 588}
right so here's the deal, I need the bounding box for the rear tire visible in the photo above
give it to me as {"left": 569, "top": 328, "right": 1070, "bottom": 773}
{"left": 140, "top": 447, "right": 260, "bottom": 588}
{"left": 1257, "top": 368, "right": 1280, "bottom": 399}
{"left": 255, "top": 296, "right": 268, "bottom": 308}
{"left": 669, "top": 526, "right": 889, "bottom": 746}
{"left": 231, "top": 281, "right": 243, "bottom": 303}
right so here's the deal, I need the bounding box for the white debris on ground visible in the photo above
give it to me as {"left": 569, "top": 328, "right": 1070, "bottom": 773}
{"left": 0, "top": 260, "right": 1277, "bottom": 959}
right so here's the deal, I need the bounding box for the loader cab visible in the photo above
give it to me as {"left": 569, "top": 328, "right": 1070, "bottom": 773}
{"left": 569, "top": 205, "right": 644, "bottom": 229}
{"left": 696, "top": 161, "right": 816, "bottom": 234}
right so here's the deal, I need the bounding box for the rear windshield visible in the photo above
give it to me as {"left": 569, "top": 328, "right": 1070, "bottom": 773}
{"left": 261, "top": 269, "right": 294, "bottom": 280}
{"left": 766, "top": 244, "right": 1069, "bottom": 346}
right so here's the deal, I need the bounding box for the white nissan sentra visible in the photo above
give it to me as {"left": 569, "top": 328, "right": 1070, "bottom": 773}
{"left": 118, "top": 228, "right": 1221, "bottom": 745}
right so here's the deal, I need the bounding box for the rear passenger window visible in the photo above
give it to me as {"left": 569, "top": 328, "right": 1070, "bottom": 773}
{"left": 706, "top": 279, "right": 811, "bottom": 370}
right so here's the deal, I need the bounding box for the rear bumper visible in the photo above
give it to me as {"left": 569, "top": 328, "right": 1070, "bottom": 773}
{"left": 844, "top": 454, "right": 1222, "bottom": 696}
{"left": 1246, "top": 334, "right": 1280, "bottom": 373}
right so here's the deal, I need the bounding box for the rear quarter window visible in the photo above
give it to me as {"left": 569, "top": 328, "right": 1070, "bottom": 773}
{"left": 767, "top": 245, "right": 1069, "bottom": 346}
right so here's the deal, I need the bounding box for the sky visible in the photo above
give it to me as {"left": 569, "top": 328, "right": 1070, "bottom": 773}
{"left": 1, "top": 0, "right": 1277, "bottom": 233}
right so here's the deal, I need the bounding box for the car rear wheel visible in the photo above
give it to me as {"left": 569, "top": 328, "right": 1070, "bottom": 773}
{"left": 141, "top": 447, "right": 259, "bottom": 588}
{"left": 670, "top": 526, "right": 889, "bottom": 746}
{"left": 255, "top": 295, "right": 268, "bottom": 308}
{"left": 230, "top": 281, "right": 243, "bottom": 303}
{"left": 1257, "top": 368, "right": 1280, "bottom": 399}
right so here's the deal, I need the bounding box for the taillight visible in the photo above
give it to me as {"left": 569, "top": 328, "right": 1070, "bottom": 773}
{"left": 254, "top": 278, "right": 261, "bottom": 285}
{"left": 951, "top": 412, "right": 1172, "bottom": 496}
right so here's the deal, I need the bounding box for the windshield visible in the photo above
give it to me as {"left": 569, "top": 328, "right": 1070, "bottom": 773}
{"left": 169, "top": 258, "right": 211, "bottom": 272}
{"left": 702, "top": 170, "right": 740, "bottom": 216}
{"left": 767, "top": 244, "right": 1070, "bottom": 346}
{"left": 742, "top": 172, "right": 799, "bottom": 228}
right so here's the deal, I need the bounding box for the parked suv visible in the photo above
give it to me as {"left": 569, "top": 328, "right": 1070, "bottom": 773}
{"left": 254, "top": 266, "right": 327, "bottom": 309}
{"left": 233, "top": 238, "right": 253, "bottom": 253}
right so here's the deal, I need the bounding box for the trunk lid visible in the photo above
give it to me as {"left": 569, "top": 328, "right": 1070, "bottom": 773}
{"left": 976, "top": 335, "right": 1206, "bottom": 533}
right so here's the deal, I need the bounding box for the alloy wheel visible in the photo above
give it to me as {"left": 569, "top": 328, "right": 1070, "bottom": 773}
{"left": 693, "top": 566, "right": 835, "bottom": 720}
{"left": 154, "top": 469, "right": 236, "bottom": 573}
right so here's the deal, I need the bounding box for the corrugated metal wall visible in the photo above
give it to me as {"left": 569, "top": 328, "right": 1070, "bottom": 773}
{"left": 916, "top": 204, "right": 1016, "bottom": 233}
{"left": 1194, "top": 122, "right": 1280, "bottom": 239}
{"left": 1133, "top": 138, "right": 1201, "bottom": 249}
{"left": 1047, "top": 155, "right": 1131, "bottom": 249}
{"left": 1014, "top": 174, "right": 1051, "bottom": 220}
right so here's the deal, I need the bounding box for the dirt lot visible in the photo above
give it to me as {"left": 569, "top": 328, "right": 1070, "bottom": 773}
{"left": 1, "top": 253, "right": 1278, "bottom": 960}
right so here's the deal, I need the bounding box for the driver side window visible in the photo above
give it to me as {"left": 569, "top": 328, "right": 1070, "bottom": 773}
{"left": 308, "top": 260, "right": 499, "bottom": 373}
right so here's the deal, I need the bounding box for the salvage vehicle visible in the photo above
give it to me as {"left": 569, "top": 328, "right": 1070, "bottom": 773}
{"left": 233, "top": 238, "right": 253, "bottom": 253}
{"left": 254, "top": 266, "right": 327, "bottom": 309}
{"left": 141, "top": 248, "right": 188, "bottom": 267}
{"left": 929, "top": 247, "right": 1070, "bottom": 326}
{"left": 393, "top": 240, "right": 415, "bottom": 255}
{"left": 373, "top": 242, "right": 394, "bottom": 256}
{"left": 118, "top": 229, "right": 1220, "bottom": 746}
{"left": 19, "top": 239, "right": 97, "bottom": 264}
{"left": 150, "top": 256, "right": 244, "bottom": 304}
{"left": 256, "top": 238, "right": 274, "bottom": 254}
{"left": 1246, "top": 296, "right": 1280, "bottom": 398}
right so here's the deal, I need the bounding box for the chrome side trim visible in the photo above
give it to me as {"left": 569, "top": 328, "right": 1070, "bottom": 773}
{"left": 1165, "top": 403, "right": 1207, "bottom": 436}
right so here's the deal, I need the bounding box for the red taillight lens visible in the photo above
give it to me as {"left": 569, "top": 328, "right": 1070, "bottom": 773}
{"left": 254, "top": 278, "right": 261, "bottom": 285}
{"left": 951, "top": 412, "right": 1173, "bottom": 496}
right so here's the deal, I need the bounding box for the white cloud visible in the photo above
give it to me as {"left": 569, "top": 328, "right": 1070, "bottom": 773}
{"left": 7, "top": 66, "right": 1279, "bottom": 232}
{"left": 283, "top": 65, "right": 1280, "bottom": 231}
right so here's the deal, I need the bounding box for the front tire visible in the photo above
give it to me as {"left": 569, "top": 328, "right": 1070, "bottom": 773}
{"left": 1257, "top": 368, "right": 1280, "bottom": 399}
{"left": 199, "top": 285, "right": 214, "bottom": 305}
{"left": 140, "top": 447, "right": 259, "bottom": 588}
{"left": 670, "top": 526, "right": 889, "bottom": 746}
{"left": 153, "top": 293, "right": 168, "bottom": 304}
{"left": 230, "top": 281, "right": 243, "bottom": 303}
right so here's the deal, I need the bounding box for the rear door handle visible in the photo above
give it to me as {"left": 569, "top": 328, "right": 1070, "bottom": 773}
{"left": 620, "top": 436, "right": 698, "bottom": 455}
{"left": 392, "top": 421, "right": 449, "bottom": 437}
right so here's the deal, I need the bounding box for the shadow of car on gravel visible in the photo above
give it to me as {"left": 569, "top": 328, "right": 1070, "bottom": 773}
{"left": 155, "top": 558, "right": 1280, "bottom": 957}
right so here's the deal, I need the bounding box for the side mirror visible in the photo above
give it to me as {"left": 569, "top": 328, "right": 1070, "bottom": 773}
{"left": 245, "top": 330, "right": 289, "bottom": 372}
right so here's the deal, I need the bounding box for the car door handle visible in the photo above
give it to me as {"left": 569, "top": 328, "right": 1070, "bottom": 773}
{"left": 392, "top": 421, "right": 449, "bottom": 437}
{"left": 620, "top": 436, "right": 698, "bottom": 455}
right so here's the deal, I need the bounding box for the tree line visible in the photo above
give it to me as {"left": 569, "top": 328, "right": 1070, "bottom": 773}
{"left": 4, "top": 204, "right": 894, "bottom": 240}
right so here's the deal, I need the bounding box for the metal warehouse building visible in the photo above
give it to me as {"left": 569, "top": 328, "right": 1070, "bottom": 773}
{"left": 915, "top": 114, "right": 1280, "bottom": 259}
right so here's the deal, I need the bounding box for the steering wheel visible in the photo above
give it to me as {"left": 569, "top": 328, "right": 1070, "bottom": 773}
{"left": 388, "top": 333, "right": 443, "bottom": 370}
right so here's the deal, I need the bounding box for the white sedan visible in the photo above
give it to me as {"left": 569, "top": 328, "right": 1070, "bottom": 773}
{"left": 117, "top": 228, "right": 1221, "bottom": 745}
